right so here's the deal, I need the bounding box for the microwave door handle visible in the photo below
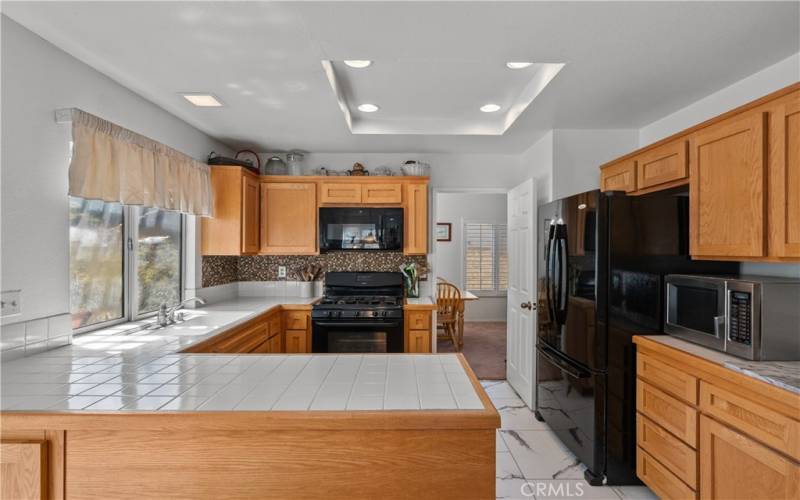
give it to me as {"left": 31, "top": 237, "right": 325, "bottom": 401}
{"left": 713, "top": 315, "right": 726, "bottom": 340}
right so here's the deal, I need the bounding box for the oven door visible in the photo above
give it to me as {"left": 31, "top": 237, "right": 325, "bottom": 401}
{"left": 319, "top": 208, "right": 403, "bottom": 252}
{"left": 312, "top": 319, "right": 404, "bottom": 353}
{"left": 664, "top": 275, "right": 726, "bottom": 350}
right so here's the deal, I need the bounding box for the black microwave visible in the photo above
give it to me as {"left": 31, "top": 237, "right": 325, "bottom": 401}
{"left": 319, "top": 207, "right": 403, "bottom": 252}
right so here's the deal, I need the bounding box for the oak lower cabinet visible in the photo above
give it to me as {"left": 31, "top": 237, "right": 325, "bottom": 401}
{"left": 0, "top": 441, "right": 47, "bottom": 500}
{"left": 404, "top": 309, "right": 433, "bottom": 353}
{"left": 202, "top": 166, "right": 261, "bottom": 255}
{"left": 404, "top": 182, "right": 428, "bottom": 255}
{"left": 182, "top": 309, "right": 281, "bottom": 354}
{"left": 634, "top": 336, "right": 800, "bottom": 500}
{"left": 283, "top": 309, "right": 311, "bottom": 353}
{"left": 260, "top": 182, "right": 317, "bottom": 254}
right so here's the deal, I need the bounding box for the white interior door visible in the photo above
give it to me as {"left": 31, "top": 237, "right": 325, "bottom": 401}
{"left": 506, "top": 178, "right": 537, "bottom": 407}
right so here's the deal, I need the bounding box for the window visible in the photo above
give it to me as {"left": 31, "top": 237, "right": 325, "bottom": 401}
{"left": 464, "top": 222, "right": 508, "bottom": 296}
{"left": 69, "top": 197, "right": 183, "bottom": 331}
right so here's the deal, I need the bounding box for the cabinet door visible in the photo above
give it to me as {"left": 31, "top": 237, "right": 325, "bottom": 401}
{"left": 285, "top": 330, "right": 308, "bottom": 353}
{"left": 600, "top": 160, "right": 637, "bottom": 193}
{"left": 1, "top": 441, "right": 47, "bottom": 500}
{"left": 690, "top": 111, "right": 767, "bottom": 257}
{"left": 404, "top": 183, "right": 428, "bottom": 255}
{"left": 241, "top": 175, "right": 260, "bottom": 254}
{"left": 320, "top": 183, "right": 362, "bottom": 204}
{"left": 636, "top": 140, "right": 688, "bottom": 191}
{"left": 362, "top": 183, "right": 402, "bottom": 204}
{"left": 407, "top": 330, "right": 431, "bottom": 353}
{"left": 700, "top": 416, "right": 800, "bottom": 500}
{"left": 268, "top": 333, "right": 281, "bottom": 353}
{"left": 769, "top": 96, "right": 800, "bottom": 258}
{"left": 260, "top": 183, "right": 317, "bottom": 254}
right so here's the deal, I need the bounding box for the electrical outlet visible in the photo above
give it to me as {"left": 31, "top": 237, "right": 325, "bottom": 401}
{"left": 277, "top": 266, "right": 287, "bottom": 279}
{"left": 1, "top": 290, "right": 21, "bottom": 317}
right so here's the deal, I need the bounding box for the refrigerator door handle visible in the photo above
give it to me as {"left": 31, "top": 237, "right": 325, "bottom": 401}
{"left": 537, "top": 345, "right": 588, "bottom": 379}
{"left": 545, "top": 223, "right": 556, "bottom": 323}
{"left": 554, "top": 223, "right": 570, "bottom": 325}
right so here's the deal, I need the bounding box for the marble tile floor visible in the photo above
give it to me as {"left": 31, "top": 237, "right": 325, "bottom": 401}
{"left": 482, "top": 380, "right": 658, "bottom": 500}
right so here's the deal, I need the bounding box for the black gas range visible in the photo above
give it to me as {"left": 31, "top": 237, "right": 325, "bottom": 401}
{"left": 312, "top": 272, "right": 404, "bottom": 353}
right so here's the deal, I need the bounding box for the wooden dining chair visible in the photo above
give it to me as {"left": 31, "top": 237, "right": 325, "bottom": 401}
{"left": 437, "top": 282, "right": 462, "bottom": 350}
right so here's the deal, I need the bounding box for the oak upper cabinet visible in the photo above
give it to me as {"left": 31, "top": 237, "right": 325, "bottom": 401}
{"left": 260, "top": 182, "right": 317, "bottom": 255}
{"left": 362, "top": 183, "right": 403, "bottom": 204}
{"left": 700, "top": 416, "right": 800, "bottom": 500}
{"left": 202, "top": 167, "right": 261, "bottom": 255}
{"left": 769, "top": 94, "right": 800, "bottom": 258}
{"left": 600, "top": 159, "right": 637, "bottom": 193}
{"left": 635, "top": 140, "right": 688, "bottom": 192}
{"left": 689, "top": 110, "right": 767, "bottom": 258}
{"left": 320, "top": 182, "right": 362, "bottom": 204}
{"left": 404, "top": 182, "right": 428, "bottom": 255}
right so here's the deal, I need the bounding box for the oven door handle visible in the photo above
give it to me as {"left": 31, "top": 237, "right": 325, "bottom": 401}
{"left": 313, "top": 321, "right": 401, "bottom": 328}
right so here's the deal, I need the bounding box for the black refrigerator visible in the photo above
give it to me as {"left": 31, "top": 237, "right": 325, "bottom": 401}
{"left": 534, "top": 187, "right": 736, "bottom": 485}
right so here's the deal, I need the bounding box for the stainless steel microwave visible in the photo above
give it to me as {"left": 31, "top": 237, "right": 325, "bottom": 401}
{"left": 664, "top": 274, "right": 800, "bottom": 360}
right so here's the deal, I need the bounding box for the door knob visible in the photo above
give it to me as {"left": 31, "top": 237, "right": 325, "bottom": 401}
{"left": 520, "top": 301, "right": 536, "bottom": 310}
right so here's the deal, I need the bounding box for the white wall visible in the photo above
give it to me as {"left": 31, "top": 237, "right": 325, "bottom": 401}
{"left": 637, "top": 51, "right": 800, "bottom": 278}
{"left": 0, "top": 16, "right": 231, "bottom": 326}
{"left": 435, "top": 192, "right": 507, "bottom": 321}
{"left": 259, "top": 152, "right": 525, "bottom": 190}
{"left": 517, "top": 131, "right": 553, "bottom": 204}
{"left": 639, "top": 52, "right": 800, "bottom": 145}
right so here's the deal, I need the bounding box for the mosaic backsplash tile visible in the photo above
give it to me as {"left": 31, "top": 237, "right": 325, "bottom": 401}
{"left": 202, "top": 252, "right": 428, "bottom": 288}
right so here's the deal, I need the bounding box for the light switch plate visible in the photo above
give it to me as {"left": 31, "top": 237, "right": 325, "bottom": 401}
{"left": 277, "top": 266, "right": 287, "bottom": 279}
{"left": 1, "top": 290, "right": 21, "bottom": 317}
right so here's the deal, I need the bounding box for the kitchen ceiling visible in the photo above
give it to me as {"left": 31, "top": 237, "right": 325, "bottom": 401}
{"left": 3, "top": 1, "right": 798, "bottom": 154}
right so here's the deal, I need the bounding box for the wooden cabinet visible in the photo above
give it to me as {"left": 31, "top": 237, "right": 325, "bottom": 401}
{"left": 0, "top": 441, "right": 47, "bottom": 500}
{"left": 283, "top": 309, "right": 310, "bottom": 353}
{"left": 600, "top": 159, "right": 637, "bottom": 193}
{"left": 284, "top": 330, "right": 308, "bottom": 353}
{"left": 635, "top": 140, "right": 688, "bottom": 192}
{"left": 700, "top": 416, "right": 800, "bottom": 500}
{"left": 404, "top": 308, "right": 433, "bottom": 353}
{"left": 202, "top": 167, "right": 261, "bottom": 255}
{"left": 260, "top": 182, "right": 317, "bottom": 255}
{"left": 182, "top": 309, "right": 280, "bottom": 354}
{"left": 690, "top": 110, "right": 767, "bottom": 258}
{"left": 362, "top": 183, "right": 402, "bottom": 204}
{"left": 634, "top": 335, "right": 800, "bottom": 500}
{"left": 320, "top": 182, "right": 362, "bottom": 204}
{"left": 769, "top": 95, "right": 800, "bottom": 258}
{"left": 404, "top": 182, "right": 428, "bottom": 255}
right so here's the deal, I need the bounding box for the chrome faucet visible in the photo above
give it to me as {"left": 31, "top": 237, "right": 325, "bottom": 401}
{"left": 156, "top": 297, "right": 206, "bottom": 327}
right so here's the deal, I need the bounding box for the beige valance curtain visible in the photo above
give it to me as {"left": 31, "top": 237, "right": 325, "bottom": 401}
{"left": 68, "top": 109, "right": 213, "bottom": 217}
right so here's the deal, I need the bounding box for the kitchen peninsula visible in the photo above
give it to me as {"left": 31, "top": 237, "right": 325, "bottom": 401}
{"left": 1, "top": 297, "right": 497, "bottom": 500}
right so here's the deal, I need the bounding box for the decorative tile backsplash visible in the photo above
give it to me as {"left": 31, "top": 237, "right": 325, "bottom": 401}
{"left": 202, "top": 252, "right": 428, "bottom": 288}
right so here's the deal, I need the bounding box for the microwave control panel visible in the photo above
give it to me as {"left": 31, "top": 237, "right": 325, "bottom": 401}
{"left": 728, "top": 291, "right": 752, "bottom": 345}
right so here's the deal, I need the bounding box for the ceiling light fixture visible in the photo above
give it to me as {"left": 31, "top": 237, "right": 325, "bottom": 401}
{"left": 182, "top": 94, "right": 223, "bottom": 107}
{"left": 480, "top": 104, "right": 501, "bottom": 113}
{"left": 506, "top": 62, "right": 533, "bottom": 69}
{"left": 344, "top": 60, "right": 372, "bottom": 69}
{"left": 357, "top": 103, "right": 379, "bottom": 112}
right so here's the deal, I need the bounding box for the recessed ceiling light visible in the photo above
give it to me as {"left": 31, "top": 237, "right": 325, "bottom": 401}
{"left": 344, "top": 60, "right": 372, "bottom": 69}
{"left": 182, "top": 94, "right": 223, "bottom": 107}
{"left": 506, "top": 62, "right": 533, "bottom": 69}
{"left": 480, "top": 104, "right": 501, "bottom": 113}
{"left": 357, "top": 103, "right": 379, "bottom": 112}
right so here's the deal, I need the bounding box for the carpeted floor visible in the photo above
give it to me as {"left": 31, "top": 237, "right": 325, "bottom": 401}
{"left": 437, "top": 322, "right": 506, "bottom": 380}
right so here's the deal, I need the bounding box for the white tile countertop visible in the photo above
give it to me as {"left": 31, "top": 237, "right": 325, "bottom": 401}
{"left": 0, "top": 297, "right": 484, "bottom": 412}
{"left": 405, "top": 296, "right": 436, "bottom": 306}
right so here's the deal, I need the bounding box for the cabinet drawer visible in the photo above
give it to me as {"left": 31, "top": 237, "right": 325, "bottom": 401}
{"left": 637, "top": 353, "right": 697, "bottom": 404}
{"left": 320, "top": 183, "right": 362, "bottom": 204}
{"left": 635, "top": 140, "right": 689, "bottom": 190}
{"left": 407, "top": 311, "right": 431, "bottom": 330}
{"left": 407, "top": 330, "right": 431, "bottom": 353}
{"left": 638, "top": 414, "right": 697, "bottom": 489}
{"left": 637, "top": 447, "right": 697, "bottom": 500}
{"left": 284, "top": 311, "right": 308, "bottom": 331}
{"left": 700, "top": 381, "right": 799, "bottom": 461}
{"left": 637, "top": 380, "right": 698, "bottom": 447}
{"left": 600, "top": 160, "right": 637, "bottom": 193}
{"left": 362, "top": 183, "right": 402, "bottom": 204}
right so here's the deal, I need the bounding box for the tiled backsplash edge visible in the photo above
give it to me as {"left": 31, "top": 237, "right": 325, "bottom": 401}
{"left": 0, "top": 312, "right": 72, "bottom": 361}
{"left": 202, "top": 252, "right": 429, "bottom": 288}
